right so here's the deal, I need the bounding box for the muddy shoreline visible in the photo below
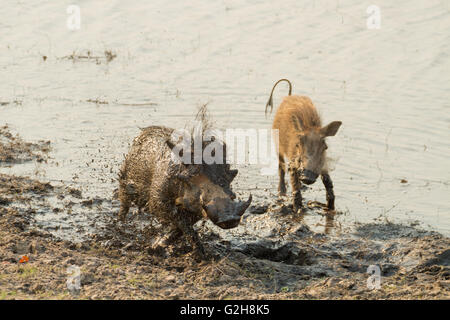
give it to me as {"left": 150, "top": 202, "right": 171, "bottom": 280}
{"left": 0, "top": 130, "right": 448, "bottom": 300}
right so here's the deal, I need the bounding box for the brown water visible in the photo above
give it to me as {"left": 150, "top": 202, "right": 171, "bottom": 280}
{"left": 1, "top": 0, "right": 449, "bottom": 237}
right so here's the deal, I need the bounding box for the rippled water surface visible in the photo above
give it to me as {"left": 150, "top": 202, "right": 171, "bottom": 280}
{"left": 1, "top": 0, "right": 449, "bottom": 236}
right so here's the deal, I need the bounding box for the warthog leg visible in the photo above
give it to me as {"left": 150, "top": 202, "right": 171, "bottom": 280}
{"left": 118, "top": 206, "right": 129, "bottom": 221}
{"left": 174, "top": 214, "right": 206, "bottom": 259}
{"left": 278, "top": 156, "right": 287, "bottom": 196}
{"left": 118, "top": 189, "right": 131, "bottom": 221}
{"left": 118, "top": 180, "right": 140, "bottom": 221}
{"left": 289, "top": 166, "right": 303, "bottom": 213}
{"left": 321, "top": 173, "right": 335, "bottom": 210}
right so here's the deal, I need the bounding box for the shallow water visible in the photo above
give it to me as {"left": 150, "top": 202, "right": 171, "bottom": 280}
{"left": 1, "top": 0, "right": 449, "bottom": 237}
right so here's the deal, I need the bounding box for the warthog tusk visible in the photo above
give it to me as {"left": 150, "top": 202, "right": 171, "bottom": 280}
{"left": 235, "top": 194, "right": 252, "bottom": 216}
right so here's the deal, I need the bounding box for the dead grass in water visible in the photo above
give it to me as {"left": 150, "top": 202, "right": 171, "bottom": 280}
{"left": 58, "top": 50, "right": 117, "bottom": 64}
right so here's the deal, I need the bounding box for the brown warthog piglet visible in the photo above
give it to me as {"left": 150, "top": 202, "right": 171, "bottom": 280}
{"left": 266, "top": 79, "right": 342, "bottom": 213}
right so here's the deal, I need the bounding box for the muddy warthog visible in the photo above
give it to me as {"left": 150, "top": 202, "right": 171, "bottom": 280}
{"left": 118, "top": 124, "right": 252, "bottom": 258}
{"left": 265, "top": 79, "right": 342, "bottom": 213}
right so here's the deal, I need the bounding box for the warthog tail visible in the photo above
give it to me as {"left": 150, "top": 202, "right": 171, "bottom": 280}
{"left": 265, "top": 78, "right": 292, "bottom": 118}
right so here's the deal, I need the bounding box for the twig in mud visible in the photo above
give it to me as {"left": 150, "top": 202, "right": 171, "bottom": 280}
{"left": 380, "top": 202, "right": 400, "bottom": 224}
{"left": 384, "top": 202, "right": 400, "bottom": 214}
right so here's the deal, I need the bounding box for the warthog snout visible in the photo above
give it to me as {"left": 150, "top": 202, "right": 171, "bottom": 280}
{"left": 201, "top": 195, "right": 252, "bottom": 229}
{"left": 300, "top": 169, "right": 319, "bottom": 185}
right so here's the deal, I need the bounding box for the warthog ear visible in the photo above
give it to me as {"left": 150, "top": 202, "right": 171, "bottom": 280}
{"left": 227, "top": 169, "right": 238, "bottom": 182}
{"left": 320, "top": 121, "right": 342, "bottom": 137}
{"left": 166, "top": 138, "right": 187, "bottom": 159}
{"left": 297, "top": 133, "right": 306, "bottom": 144}
{"left": 176, "top": 164, "right": 202, "bottom": 187}
{"left": 166, "top": 139, "right": 176, "bottom": 150}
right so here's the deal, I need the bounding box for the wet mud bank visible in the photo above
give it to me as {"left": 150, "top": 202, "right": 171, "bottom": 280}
{"left": 0, "top": 125, "right": 50, "bottom": 164}
{"left": 0, "top": 133, "right": 449, "bottom": 300}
